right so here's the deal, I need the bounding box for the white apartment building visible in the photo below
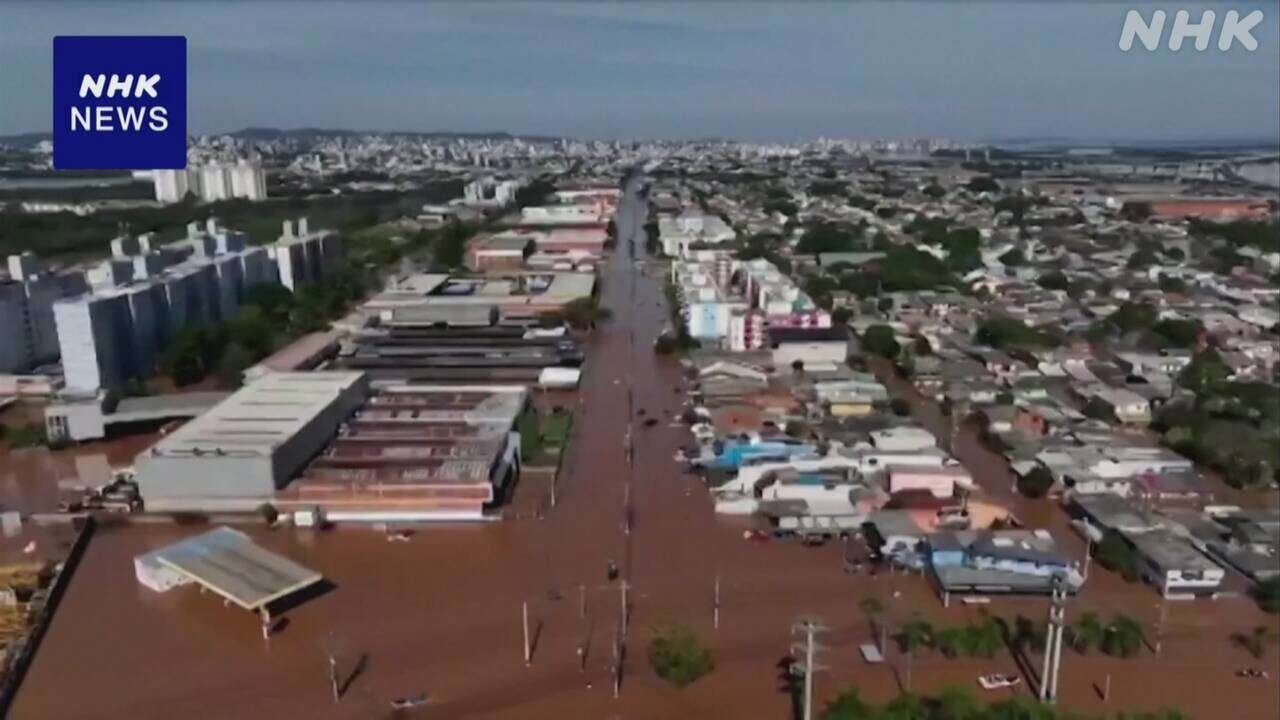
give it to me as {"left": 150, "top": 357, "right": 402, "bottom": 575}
{"left": 153, "top": 161, "right": 268, "bottom": 204}
{"left": 50, "top": 217, "right": 340, "bottom": 392}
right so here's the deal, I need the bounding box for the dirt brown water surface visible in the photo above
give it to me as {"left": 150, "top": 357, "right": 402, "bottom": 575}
{"left": 9, "top": 183, "right": 1279, "bottom": 719}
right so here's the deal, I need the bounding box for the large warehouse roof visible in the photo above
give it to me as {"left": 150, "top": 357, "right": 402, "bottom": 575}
{"left": 145, "top": 371, "right": 366, "bottom": 459}
{"left": 141, "top": 527, "right": 322, "bottom": 610}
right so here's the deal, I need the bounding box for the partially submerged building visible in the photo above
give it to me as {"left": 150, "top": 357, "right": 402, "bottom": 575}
{"left": 133, "top": 372, "right": 369, "bottom": 511}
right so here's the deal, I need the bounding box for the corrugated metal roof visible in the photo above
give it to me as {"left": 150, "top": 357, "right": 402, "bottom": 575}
{"left": 139, "top": 527, "right": 322, "bottom": 610}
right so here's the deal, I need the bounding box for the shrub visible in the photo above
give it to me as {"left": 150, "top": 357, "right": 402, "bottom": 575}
{"left": 648, "top": 624, "right": 714, "bottom": 687}
{"left": 1231, "top": 625, "right": 1276, "bottom": 659}
{"left": 257, "top": 503, "right": 279, "bottom": 525}
{"left": 1100, "top": 614, "right": 1146, "bottom": 658}
{"left": 1067, "top": 611, "right": 1105, "bottom": 654}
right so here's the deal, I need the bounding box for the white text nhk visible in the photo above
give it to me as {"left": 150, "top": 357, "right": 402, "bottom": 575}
{"left": 1119, "top": 9, "right": 1264, "bottom": 51}
{"left": 70, "top": 73, "right": 169, "bottom": 132}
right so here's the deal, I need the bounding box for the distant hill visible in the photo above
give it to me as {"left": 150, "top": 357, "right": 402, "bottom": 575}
{"left": 226, "top": 127, "right": 558, "bottom": 142}
{"left": 0, "top": 132, "right": 52, "bottom": 147}
{"left": 0, "top": 128, "right": 559, "bottom": 146}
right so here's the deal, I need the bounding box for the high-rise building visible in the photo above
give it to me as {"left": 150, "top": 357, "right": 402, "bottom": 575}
{"left": 198, "top": 163, "right": 233, "bottom": 202}
{"left": 54, "top": 292, "right": 137, "bottom": 392}
{"left": 229, "top": 161, "right": 267, "bottom": 201}
{"left": 153, "top": 169, "right": 191, "bottom": 204}
{"left": 152, "top": 161, "right": 268, "bottom": 205}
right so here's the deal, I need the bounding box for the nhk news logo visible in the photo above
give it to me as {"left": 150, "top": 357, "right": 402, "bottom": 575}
{"left": 53, "top": 36, "right": 187, "bottom": 169}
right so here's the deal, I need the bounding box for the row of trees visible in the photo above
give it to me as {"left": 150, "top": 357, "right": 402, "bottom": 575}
{"left": 973, "top": 315, "right": 1060, "bottom": 350}
{"left": 163, "top": 268, "right": 368, "bottom": 387}
{"left": 821, "top": 685, "right": 1189, "bottom": 720}
{"left": 1155, "top": 349, "right": 1280, "bottom": 491}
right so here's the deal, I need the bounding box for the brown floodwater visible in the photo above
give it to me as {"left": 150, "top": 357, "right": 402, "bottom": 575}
{"left": 8, "top": 192, "right": 1278, "bottom": 719}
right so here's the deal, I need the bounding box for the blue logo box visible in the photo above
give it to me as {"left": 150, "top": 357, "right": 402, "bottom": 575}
{"left": 53, "top": 36, "right": 187, "bottom": 170}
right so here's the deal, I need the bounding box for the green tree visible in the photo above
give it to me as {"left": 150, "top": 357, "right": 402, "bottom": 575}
{"left": 227, "top": 305, "right": 276, "bottom": 359}
{"left": 1101, "top": 614, "right": 1146, "bottom": 658}
{"left": 797, "top": 222, "right": 863, "bottom": 254}
{"left": 1151, "top": 318, "right": 1200, "bottom": 349}
{"left": 974, "top": 316, "right": 1058, "bottom": 350}
{"left": 648, "top": 624, "right": 714, "bottom": 687}
{"left": 863, "top": 324, "right": 901, "bottom": 358}
{"left": 1127, "top": 247, "right": 1160, "bottom": 269}
{"left": 966, "top": 616, "right": 1003, "bottom": 659}
{"left": 1230, "top": 625, "right": 1276, "bottom": 659}
{"left": 561, "top": 297, "right": 611, "bottom": 330}
{"left": 1067, "top": 611, "right": 1105, "bottom": 654}
{"left": 243, "top": 282, "right": 295, "bottom": 325}
{"left": 939, "top": 228, "right": 983, "bottom": 273}
{"left": 894, "top": 618, "right": 934, "bottom": 654}
{"left": 1157, "top": 274, "right": 1188, "bottom": 294}
{"left": 1037, "top": 270, "right": 1069, "bottom": 291}
{"left": 1253, "top": 577, "right": 1280, "bottom": 614}
{"left": 1179, "top": 349, "right": 1231, "bottom": 395}
{"left": 1095, "top": 529, "right": 1140, "bottom": 582}
{"left": 1107, "top": 302, "right": 1157, "bottom": 333}
{"left": 216, "top": 342, "right": 254, "bottom": 389}
{"left": 967, "top": 176, "right": 1000, "bottom": 194}
{"left": 432, "top": 219, "right": 471, "bottom": 268}
{"left": 998, "top": 248, "right": 1026, "bottom": 266}
{"left": 1016, "top": 466, "right": 1055, "bottom": 499}
{"left": 933, "top": 626, "right": 968, "bottom": 659}
{"left": 821, "top": 687, "right": 874, "bottom": 720}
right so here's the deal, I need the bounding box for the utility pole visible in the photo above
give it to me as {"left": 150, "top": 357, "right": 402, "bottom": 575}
{"left": 1155, "top": 599, "right": 1167, "bottom": 657}
{"left": 790, "top": 617, "right": 829, "bottom": 720}
{"left": 580, "top": 584, "right": 587, "bottom": 619}
{"left": 612, "top": 622, "right": 623, "bottom": 699}
{"left": 328, "top": 654, "right": 339, "bottom": 703}
{"left": 620, "top": 580, "right": 630, "bottom": 637}
{"left": 523, "top": 601, "right": 532, "bottom": 666}
{"left": 713, "top": 573, "right": 721, "bottom": 630}
{"left": 550, "top": 466, "right": 557, "bottom": 508}
{"left": 1039, "top": 576, "right": 1067, "bottom": 703}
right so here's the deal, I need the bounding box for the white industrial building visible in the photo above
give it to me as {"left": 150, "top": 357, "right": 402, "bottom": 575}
{"left": 133, "top": 371, "right": 369, "bottom": 511}
{"left": 658, "top": 209, "right": 735, "bottom": 258}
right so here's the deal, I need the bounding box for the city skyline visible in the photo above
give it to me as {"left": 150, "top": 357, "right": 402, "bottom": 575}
{"left": 1, "top": 1, "right": 1278, "bottom": 143}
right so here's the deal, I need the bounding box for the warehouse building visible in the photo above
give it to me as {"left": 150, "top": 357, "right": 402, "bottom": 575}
{"left": 133, "top": 371, "right": 369, "bottom": 511}
{"left": 276, "top": 384, "right": 528, "bottom": 522}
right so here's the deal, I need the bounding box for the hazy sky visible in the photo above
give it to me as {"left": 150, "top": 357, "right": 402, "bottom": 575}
{"left": 2, "top": 1, "right": 1277, "bottom": 142}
